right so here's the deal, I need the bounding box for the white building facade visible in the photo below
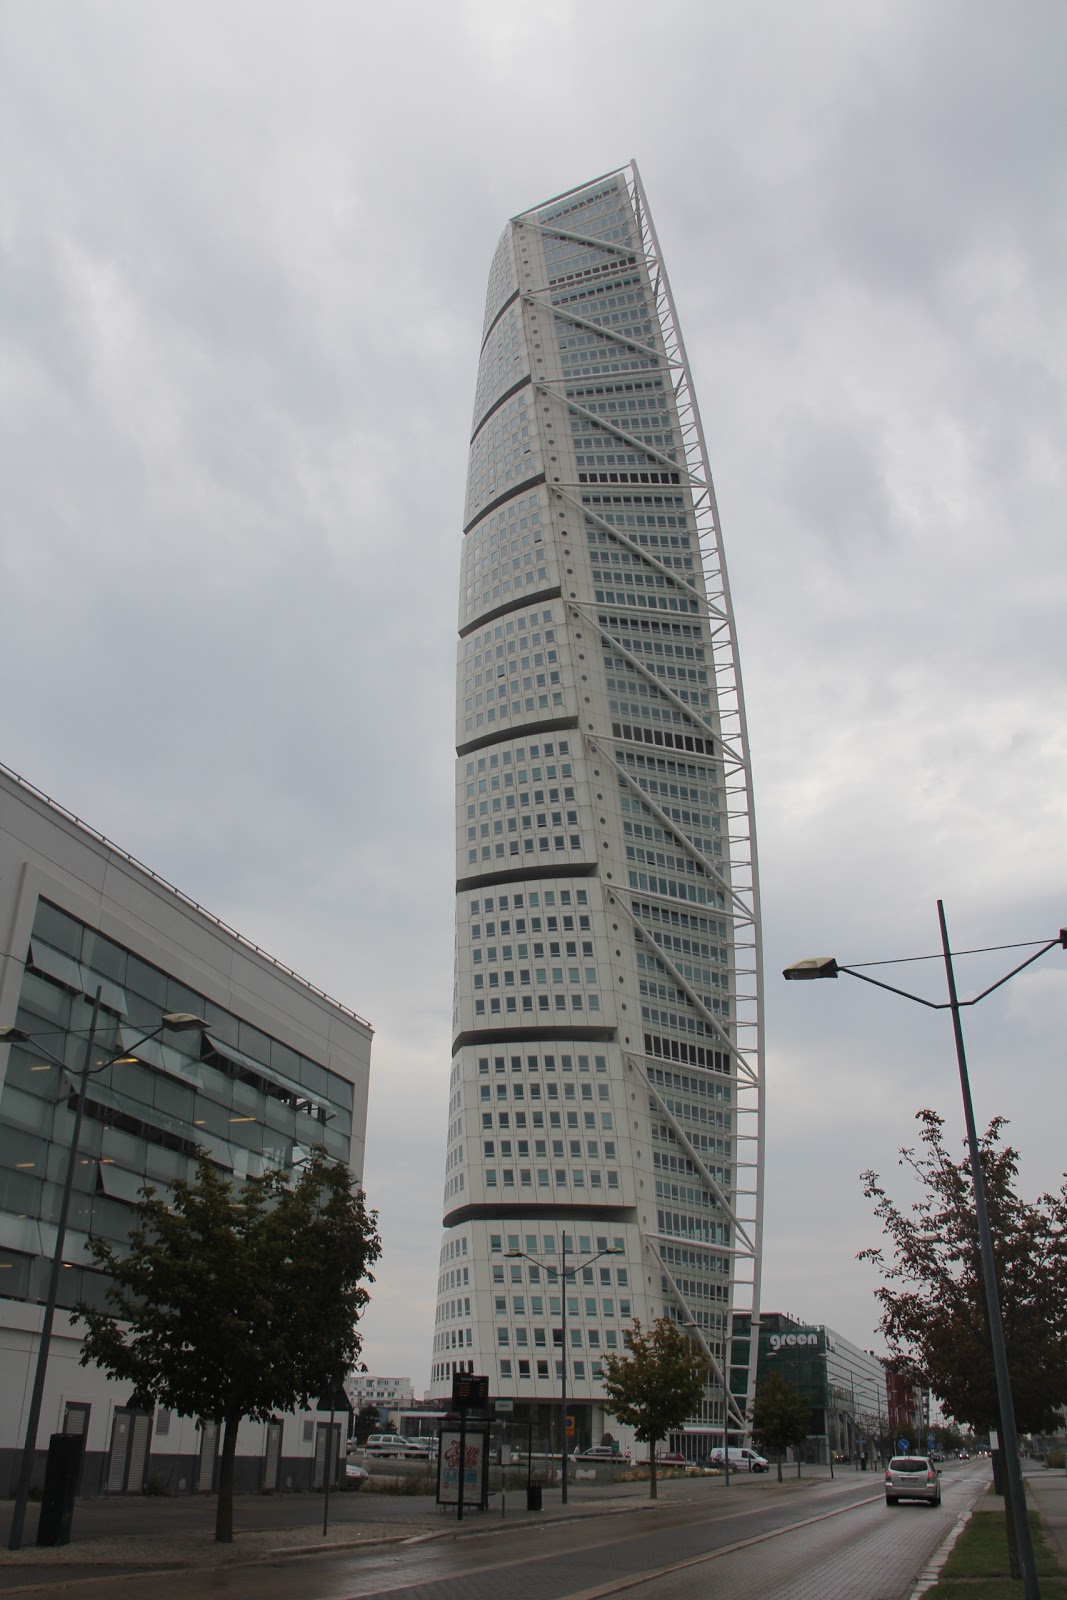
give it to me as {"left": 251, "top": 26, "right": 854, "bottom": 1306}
{"left": 0, "top": 762, "right": 373, "bottom": 1494}
{"left": 430, "top": 166, "right": 763, "bottom": 1456}
{"left": 345, "top": 1375, "right": 414, "bottom": 1412}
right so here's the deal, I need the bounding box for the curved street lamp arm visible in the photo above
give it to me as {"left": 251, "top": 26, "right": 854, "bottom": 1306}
{"left": 960, "top": 937, "right": 1062, "bottom": 1005}
{"left": 837, "top": 932, "right": 1062, "bottom": 1010}
{"left": 837, "top": 966, "right": 943, "bottom": 1009}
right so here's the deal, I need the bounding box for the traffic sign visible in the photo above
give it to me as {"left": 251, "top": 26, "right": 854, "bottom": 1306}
{"left": 897, "top": 1438, "right": 910, "bottom": 1453}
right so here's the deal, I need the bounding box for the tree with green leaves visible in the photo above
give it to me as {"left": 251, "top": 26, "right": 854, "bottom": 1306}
{"left": 860, "top": 1108, "right": 1067, "bottom": 1436}
{"left": 750, "top": 1369, "right": 811, "bottom": 1481}
{"left": 75, "top": 1148, "right": 380, "bottom": 1542}
{"left": 599, "top": 1317, "right": 708, "bottom": 1499}
{"left": 351, "top": 1402, "right": 383, "bottom": 1442}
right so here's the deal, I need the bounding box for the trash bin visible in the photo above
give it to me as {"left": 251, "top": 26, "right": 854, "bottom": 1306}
{"left": 37, "top": 1433, "right": 85, "bottom": 1548}
{"left": 526, "top": 1483, "right": 543, "bottom": 1511}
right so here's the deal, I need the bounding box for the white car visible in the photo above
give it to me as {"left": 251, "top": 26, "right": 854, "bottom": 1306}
{"left": 344, "top": 1461, "right": 369, "bottom": 1490}
{"left": 363, "top": 1433, "right": 410, "bottom": 1457}
{"left": 885, "top": 1455, "right": 941, "bottom": 1506}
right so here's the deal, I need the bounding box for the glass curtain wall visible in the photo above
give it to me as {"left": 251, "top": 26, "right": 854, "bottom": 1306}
{"left": 0, "top": 897, "right": 353, "bottom": 1311}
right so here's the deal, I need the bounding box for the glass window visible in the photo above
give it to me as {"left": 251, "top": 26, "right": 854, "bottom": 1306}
{"left": 32, "top": 902, "right": 82, "bottom": 959}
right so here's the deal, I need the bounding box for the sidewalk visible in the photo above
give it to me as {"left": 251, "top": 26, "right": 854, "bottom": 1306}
{"left": 1024, "top": 1460, "right": 1067, "bottom": 1569}
{"left": 0, "top": 1477, "right": 670, "bottom": 1580}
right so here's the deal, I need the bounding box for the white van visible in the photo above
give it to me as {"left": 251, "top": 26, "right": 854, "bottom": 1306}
{"left": 710, "top": 1446, "right": 769, "bottom": 1472}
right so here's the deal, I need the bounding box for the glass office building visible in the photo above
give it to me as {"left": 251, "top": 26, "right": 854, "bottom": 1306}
{"left": 431, "top": 166, "right": 763, "bottom": 1453}
{"left": 0, "top": 762, "right": 372, "bottom": 1493}
{"left": 736, "top": 1312, "right": 888, "bottom": 1465}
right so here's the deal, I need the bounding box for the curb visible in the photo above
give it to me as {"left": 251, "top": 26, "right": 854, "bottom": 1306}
{"left": 271, "top": 1495, "right": 657, "bottom": 1561}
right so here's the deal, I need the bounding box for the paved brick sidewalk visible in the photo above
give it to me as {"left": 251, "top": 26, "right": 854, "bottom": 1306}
{"left": 0, "top": 1477, "right": 674, "bottom": 1577}
{"left": 1024, "top": 1462, "right": 1067, "bottom": 1570}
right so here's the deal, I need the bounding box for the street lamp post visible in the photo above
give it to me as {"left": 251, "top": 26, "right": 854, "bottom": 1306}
{"left": 785, "top": 904, "right": 1065, "bottom": 1600}
{"left": 506, "top": 1237, "right": 622, "bottom": 1504}
{"left": 0, "top": 996, "right": 208, "bottom": 1550}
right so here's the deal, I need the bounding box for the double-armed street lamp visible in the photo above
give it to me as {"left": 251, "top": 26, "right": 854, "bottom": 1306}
{"left": 0, "top": 993, "right": 208, "bottom": 1549}
{"left": 505, "top": 1235, "right": 622, "bottom": 1503}
{"left": 785, "top": 902, "right": 1065, "bottom": 1600}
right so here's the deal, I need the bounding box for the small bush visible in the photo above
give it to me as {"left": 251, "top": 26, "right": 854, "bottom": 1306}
{"left": 362, "top": 1475, "right": 433, "bottom": 1497}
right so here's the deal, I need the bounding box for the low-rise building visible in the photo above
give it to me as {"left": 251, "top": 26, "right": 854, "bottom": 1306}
{"left": 0, "top": 763, "right": 373, "bottom": 1494}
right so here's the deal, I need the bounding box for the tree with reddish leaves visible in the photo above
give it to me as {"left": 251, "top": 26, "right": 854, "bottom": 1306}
{"left": 860, "top": 1109, "right": 1067, "bottom": 1435}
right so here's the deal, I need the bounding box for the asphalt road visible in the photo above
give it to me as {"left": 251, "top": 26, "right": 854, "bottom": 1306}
{"left": 0, "top": 1460, "right": 988, "bottom": 1600}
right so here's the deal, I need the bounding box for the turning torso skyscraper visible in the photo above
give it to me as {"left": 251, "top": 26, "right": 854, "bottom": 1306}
{"left": 431, "top": 166, "right": 763, "bottom": 1456}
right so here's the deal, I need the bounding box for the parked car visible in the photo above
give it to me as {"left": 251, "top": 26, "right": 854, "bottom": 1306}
{"left": 344, "top": 1462, "right": 370, "bottom": 1490}
{"left": 659, "top": 1451, "right": 687, "bottom": 1465}
{"left": 709, "top": 1446, "right": 769, "bottom": 1473}
{"left": 574, "top": 1444, "right": 625, "bottom": 1461}
{"left": 885, "top": 1455, "right": 941, "bottom": 1506}
{"left": 363, "top": 1433, "right": 410, "bottom": 1458}
{"left": 402, "top": 1436, "right": 436, "bottom": 1458}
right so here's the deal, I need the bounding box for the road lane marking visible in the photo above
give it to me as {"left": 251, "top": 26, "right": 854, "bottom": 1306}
{"left": 553, "top": 1492, "right": 894, "bottom": 1600}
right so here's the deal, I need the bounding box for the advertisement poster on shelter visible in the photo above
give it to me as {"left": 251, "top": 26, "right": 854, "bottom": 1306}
{"left": 437, "top": 1430, "right": 484, "bottom": 1504}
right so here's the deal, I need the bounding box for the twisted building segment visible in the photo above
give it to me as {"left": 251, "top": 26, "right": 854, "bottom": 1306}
{"left": 431, "top": 166, "right": 764, "bottom": 1456}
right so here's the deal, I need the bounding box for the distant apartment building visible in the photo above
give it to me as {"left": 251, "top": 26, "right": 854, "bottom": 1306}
{"left": 885, "top": 1367, "right": 928, "bottom": 1437}
{"left": 0, "top": 763, "right": 373, "bottom": 1494}
{"left": 345, "top": 1376, "right": 414, "bottom": 1412}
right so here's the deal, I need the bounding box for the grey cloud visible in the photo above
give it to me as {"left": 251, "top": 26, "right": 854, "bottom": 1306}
{"left": 1, "top": 0, "right": 1063, "bottom": 1387}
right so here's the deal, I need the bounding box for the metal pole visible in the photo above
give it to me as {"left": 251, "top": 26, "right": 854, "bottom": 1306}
{"left": 322, "top": 1395, "right": 336, "bottom": 1538}
{"left": 560, "top": 1233, "right": 569, "bottom": 1505}
{"left": 723, "top": 1363, "right": 730, "bottom": 1486}
{"left": 457, "top": 1404, "right": 467, "bottom": 1522}
{"left": 9, "top": 989, "right": 103, "bottom": 1551}
{"left": 938, "top": 901, "right": 1039, "bottom": 1600}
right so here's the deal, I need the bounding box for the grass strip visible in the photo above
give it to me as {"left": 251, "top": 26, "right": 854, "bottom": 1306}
{"left": 923, "top": 1505, "right": 1067, "bottom": 1597}
{"left": 924, "top": 1585, "right": 1067, "bottom": 1599}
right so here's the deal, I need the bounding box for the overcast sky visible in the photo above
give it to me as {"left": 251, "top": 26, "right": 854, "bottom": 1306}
{"left": 2, "top": 1, "right": 1064, "bottom": 1393}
